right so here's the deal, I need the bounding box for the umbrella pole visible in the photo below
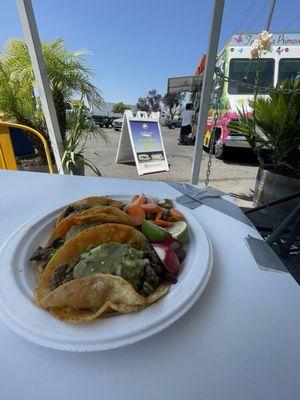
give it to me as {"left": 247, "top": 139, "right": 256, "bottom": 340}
{"left": 191, "top": 0, "right": 225, "bottom": 185}
{"left": 16, "top": 0, "right": 65, "bottom": 174}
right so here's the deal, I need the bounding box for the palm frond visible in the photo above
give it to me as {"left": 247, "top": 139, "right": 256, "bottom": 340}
{"left": 61, "top": 105, "right": 105, "bottom": 175}
{"left": 228, "top": 79, "right": 300, "bottom": 176}
{"left": 0, "top": 37, "right": 104, "bottom": 161}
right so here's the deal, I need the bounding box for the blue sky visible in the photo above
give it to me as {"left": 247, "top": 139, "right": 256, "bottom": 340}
{"left": 0, "top": 0, "right": 299, "bottom": 104}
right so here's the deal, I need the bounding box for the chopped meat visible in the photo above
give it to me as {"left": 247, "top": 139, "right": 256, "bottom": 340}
{"left": 61, "top": 204, "right": 91, "bottom": 219}
{"left": 50, "top": 263, "right": 74, "bottom": 290}
{"left": 29, "top": 246, "right": 49, "bottom": 261}
{"left": 144, "top": 244, "right": 165, "bottom": 274}
{"left": 29, "top": 237, "right": 65, "bottom": 262}
{"left": 165, "top": 273, "right": 177, "bottom": 284}
{"left": 61, "top": 205, "right": 75, "bottom": 219}
{"left": 142, "top": 243, "right": 167, "bottom": 294}
{"left": 50, "top": 237, "right": 65, "bottom": 248}
{"left": 145, "top": 264, "right": 159, "bottom": 285}
{"left": 142, "top": 241, "right": 180, "bottom": 293}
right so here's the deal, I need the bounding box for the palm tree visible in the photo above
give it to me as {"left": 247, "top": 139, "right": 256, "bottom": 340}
{"left": 0, "top": 38, "right": 103, "bottom": 150}
{"left": 0, "top": 60, "right": 45, "bottom": 154}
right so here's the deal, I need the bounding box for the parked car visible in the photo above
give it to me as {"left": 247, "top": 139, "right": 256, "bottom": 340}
{"left": 92, "top": 115, "right": 112, "bottom": 128}
{"left": 110, "top": 116, "right": 120, "bottom": 126}
{"left": 113, "top": 117, "right": 123, "bottom": 131}
{"left": 168, "top": 118, "right": 181, "bottom": 129}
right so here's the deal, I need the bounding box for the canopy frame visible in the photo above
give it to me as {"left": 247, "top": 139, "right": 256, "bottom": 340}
{"left": 191, "top": 0, "right": 225, "bottom": 185}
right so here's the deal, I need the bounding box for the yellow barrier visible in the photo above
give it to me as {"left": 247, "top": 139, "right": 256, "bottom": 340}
{"left": 0, "top": 125, "right": 17, "bottom": 170}
{"left": 0, "top": 121, "right": 54, "bottom": 174}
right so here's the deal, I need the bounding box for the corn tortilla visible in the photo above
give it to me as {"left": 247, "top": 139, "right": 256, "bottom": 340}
{"left": 35, "top": 224, "right": 170, "bottom": 324}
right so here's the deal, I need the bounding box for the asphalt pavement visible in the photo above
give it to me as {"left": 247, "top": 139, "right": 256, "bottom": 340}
{"left": 85, "top": 126, "right": 259, "bottom": 207}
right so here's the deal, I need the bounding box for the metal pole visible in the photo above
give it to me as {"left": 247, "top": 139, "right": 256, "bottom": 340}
{"left": 245, "top": 191, "right": 300, "bottom": 214}
{"left": 265, "top": 0, "right": 276, "bottom": 31}
{"left": 191, "top": 0, "right": 224, "bottom": 185}
{"left": 267, "top": 203, "right": 300, "bottom": 245}
{"left": 16, "top": 0, "right": 65, "bottom": 173}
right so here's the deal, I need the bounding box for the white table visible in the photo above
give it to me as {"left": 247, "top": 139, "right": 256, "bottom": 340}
{"left": 0, "top": 170, "right": 299, "bottom": 400}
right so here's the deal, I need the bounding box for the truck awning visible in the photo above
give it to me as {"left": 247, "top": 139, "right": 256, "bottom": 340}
{"left": 167, "top": 75, "right": 203, "bottom": 94}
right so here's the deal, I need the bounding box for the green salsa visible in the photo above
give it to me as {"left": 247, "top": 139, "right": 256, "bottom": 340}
{"left": 65, "top": 223, "right": 101, "bottom": 242}
{"left": 73, "top": 243, "right": 148, "bottom": 289}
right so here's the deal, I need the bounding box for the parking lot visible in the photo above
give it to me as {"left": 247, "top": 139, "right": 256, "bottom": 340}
{"left": 85, "top": 126, "right": 259, "bottom": 207}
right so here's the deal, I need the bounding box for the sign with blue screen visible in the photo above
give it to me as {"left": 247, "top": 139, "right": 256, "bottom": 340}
{"left": 116, "top": 114, "right": 169, "bottom": 175}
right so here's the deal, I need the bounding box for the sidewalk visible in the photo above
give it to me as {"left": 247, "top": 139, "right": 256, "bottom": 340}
{"left": 85, "top": 127, "right": 259, "bottom": 207}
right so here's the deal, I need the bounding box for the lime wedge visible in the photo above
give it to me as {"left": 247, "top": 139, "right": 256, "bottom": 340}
{"left": 141, "top": 220, "right": 171, "bottom": 242}
{"left": 166, "top": 221, "right": 189, "bottom": 243}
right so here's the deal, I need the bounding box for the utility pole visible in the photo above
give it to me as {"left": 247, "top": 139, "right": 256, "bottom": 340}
{"left": 17, "top": 0, "right": 65, "bottom": 173}
{"left": 265, "top": 0, "right": 276, "bottom": 31}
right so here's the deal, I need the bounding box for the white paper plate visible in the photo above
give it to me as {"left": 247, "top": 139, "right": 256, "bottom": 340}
{"left": 0, "top": 195, "right": 213, "bottom": 352}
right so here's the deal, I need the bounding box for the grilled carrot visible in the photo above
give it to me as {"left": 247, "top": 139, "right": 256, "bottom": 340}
{"left": 155, "top": 211, "right": 163, "bottom": 220}
{"left": 141, "top": 203, "right": 162, "bottom": 213}
{"left": 170, "top": 209, "right": 184, "bottom": 221}
{"left": 127, "top": 205, "right": 145, "bottom": 226}
{"left": 139, "top": 194, "right": 147, "bottom": 206}
{"left": 153, "top": 220, "right": 174, "bottom": 228}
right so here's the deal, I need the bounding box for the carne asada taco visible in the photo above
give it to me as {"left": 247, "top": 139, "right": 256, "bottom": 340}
{"left": 35, "top": 224, "right": 170, "bottom": 323}
{"left": 56, "top": 196, "right": 125, "bottom": 225}
{"left": 30, "top": 206, "right": 133, "bottom": 278}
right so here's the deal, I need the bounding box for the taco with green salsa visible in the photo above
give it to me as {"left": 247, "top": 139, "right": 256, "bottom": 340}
{"left": 30, "top": 205, "right": 133, "bottom": 277}
{"left": 35, "top": 224, "right": 170, "bottom": 324}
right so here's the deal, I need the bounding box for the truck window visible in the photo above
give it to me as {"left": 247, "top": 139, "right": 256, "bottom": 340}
{"left": 278, "top": 59, "right": 300, "bottom": 83}
{"left": 228, "top": 58, "right": 274, "bottom": 94}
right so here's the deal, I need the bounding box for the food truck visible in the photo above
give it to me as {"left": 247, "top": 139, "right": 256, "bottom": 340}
{"left": 198, "top": 32, "right": 300, "bottom": 159}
